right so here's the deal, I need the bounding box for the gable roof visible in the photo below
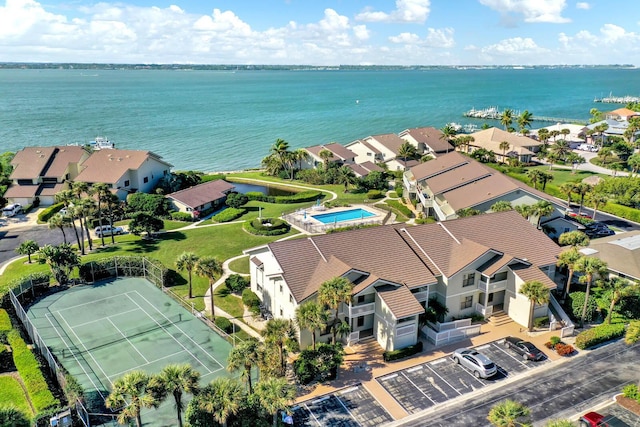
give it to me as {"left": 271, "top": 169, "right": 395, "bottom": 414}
{"left": 376, "top": 284, "right": 425, "bottom": 319}
{"left": 167, "top": 180, "right": 235, "bottom": 209}
{"left": 42, "top": 146, "right": 88, "bottom": 178}
{"left": 470, "top": 127, "right": 541, "bottom": 152}
{"left": 346, "top": 162, "right": 383, "bottom": 177}
{"left": 75, "top": 149, "right": 172, "bottom": 184}
{"left": 306, "top": 143, "right": 355, "bottom": 161}
{"left": 581, "top": 231, "right": 640, "bottom": 280}
{"left": 365, "top": 133, "right": 406, "bottom": 154}
{"left": 400, "top": 127, "right": 453, "bottom": 152}
{"left": 10, "top": 146, "right": 58, "bottom": 180}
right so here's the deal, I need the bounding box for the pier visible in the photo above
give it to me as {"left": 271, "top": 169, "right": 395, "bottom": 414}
{"left": 463, "top": 107, "right": 587, "bottom": 125}
{"left": 593, "top": 94, "right": 640, "bottom": 104}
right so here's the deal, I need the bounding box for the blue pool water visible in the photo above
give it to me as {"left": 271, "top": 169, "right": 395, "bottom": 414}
{"left": 312, "top": 208, "right": 375, "bottom": 224}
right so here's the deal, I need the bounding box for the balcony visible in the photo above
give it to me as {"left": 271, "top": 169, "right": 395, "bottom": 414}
{"left": 417, "top": 191, "right": 432, "bottom": 208}
{"left": 349, "top": 302, "right": 375, "bottom": 317}
{"left": 477, "top": 279, "right": 507, "bottom": 293}
{"left": 402, "top": 175, "right": 415, "bottom": 193}
{"left": 413, "top": 290, "right": 429, "bottom": 303}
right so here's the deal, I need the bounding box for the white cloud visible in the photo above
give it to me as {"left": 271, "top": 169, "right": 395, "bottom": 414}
{"left": 576, "top": 2, "right": 590, "bottom": 10}
{"left": 479, "top": 0, "right": 570, "bottom": 23}
{"left": 425, "top": 28, "right": 455, "bottom": 48}
{"left": 356, "top": 0, "right": 431, "bottom": 24}
{"left": 481, "top": 37, "right": 548, "bottom": 56}
{"left": 389, "top": 32, "right": 421, "bottom": 44}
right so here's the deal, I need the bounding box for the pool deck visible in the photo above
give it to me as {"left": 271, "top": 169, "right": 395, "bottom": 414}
{"left": 285, "top": 204, "right": 388, "bottom": 233}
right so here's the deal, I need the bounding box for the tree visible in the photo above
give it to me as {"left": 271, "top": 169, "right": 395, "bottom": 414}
{"left": 540, "top": 171, "right": 554, "bottom": 190}
{"left": 603, "top": 278, "right": 639, "bottom": 324}
{"left": 129, "top": 212, "right": 164, "bottom": 238}
{"left": 499, "top": 141, "right": 511, "bottom": 162}
{"left": 38, "top": 243, "right": 80, "bottom": 285}
{"left": 559, "top": 183, "right": 575, "bottom": 210}
{"left": 291, "top": 148, "right": 310, "bottom": 178}
{"left": 71, "top": 181, "right": 92, "bottom": 252}
{"left": 254, "top": 377, "right": 296, "bottom": 427}
{"left": 295, "top": 301, "right": 328, "bottom": 351}
{"left": 0, "top": 407, "right": 30, "bottom": 427}
{"left": 574, "top": 257, "right": 608, "bottom": 327}
{"left": 318, "top": 277, "right": 353, "bottom": 343}
{"left": 126, "top": 192, "right": 172, "bottom": 218}
{"left": 336, "top": 166, "right": 357, "bottom": 193}
{"left": 598, "top": 146, "right": 614, "bottom": 165}
{"left": 318, "top": 148, "right": 334, "bottom": 170}
{"left": 537, "top": 128, "right": 550, "bottom": 146}
{"left": 487, "top": 399, "right": 532, "bottom": 427}
{"left": 572, "top": 183, "right": 590, "bottom": 216}
{"left": 565, "top": 152, "right": 586, "bottom": 174}
{"left": 519, "top": 281, "right": 550, "bottom": 332}
{"left": 198, "top": 377, "right": 245, "bottom": 427}
{"left": 106, "top": 371, "right": 157, "bottom": 427}
{"left": 490, "top": 200, "right": 513, "bottom": 212}
{"left": 93, "top": 182, "right": 112, "bottom": 246}
{"left": 176, "top": 252, "right": 200, "bottom": 299}
{"left": 16, "top": 239, "right": 39, "bottom": 263}
{"left": 48, "top": 213, "right": 70, "bottom": 244}
{"left": 558, "top": 230, "right": 590, "bottom": 248}
{"left": 557, "top": 249, "right": 583, "bottom": 300}
{"left": 227, "top": 338, "right": 262, "bottom": 394}
{"left": 440, "top": 123, "right": 458, "bottom": 146}
{"left": 627, "top": 153, "right": 640, "bottom": 175}
{"left": 514, "top": 204, "right": 534, "bottom": 221}
{"left": 551, "top": 139, "right": 571, "bottom": 161}
{"left": 195, "top": 256, "right": 223, "bottom": 318}
{"left": 533, "top": 200, "right": 554, "bottom": 228}
{"left": 517, "top": 110, "right": 533, "bottom": 132}
{"left": 527, "top": 169, "right": 542, "bottom": 190}
{"left": 560, "top": 128, "right": 570, "bottom": 141}
{"left": 149, "top": 364, "right": 200, "bottom": 427}
{"left": 261, "top": 318, "right": 297, "bottom": 375}
{"left": 456, "top": 208, "right": 482, "bottom": 217}
{"left": 76, "top": 197, "right": 96, "bottom": 252}
{"left": 55, "top": 189, "right": 83, "bottom": 254}
{"left": 500, "top": 109, "right": 514, "bottom": 131}
{"left": 104, "top": 193, "right": 123, "bottom": 244}
{"left": 588, "top": 191, "right": 608, "bottom": 221}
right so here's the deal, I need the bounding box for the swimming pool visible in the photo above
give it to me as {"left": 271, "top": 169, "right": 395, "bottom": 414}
{"left": 311, "top": 208, "right": 375, "bottom": 224}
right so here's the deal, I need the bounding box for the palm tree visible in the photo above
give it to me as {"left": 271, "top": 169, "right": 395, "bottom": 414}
{"left": 556, "top": 249, "right": 583, "bottom": 301}
{"left": 537, "top": 128, "right": 550, "bottom": 146}
{"left": 254, "top": 377, "right": 296, "bottom": 427}
{"left": 106, "top": 371, "right": 157, "bottom": 427}
{"left": 0, "top": 407, "right": 29, "bottom": 427}
{"left": 540, "top": 171, "right": 554, "bottom": 190}
{"left": 397, "top": 142, "right": 417, "bottom": 166}
{"left": 291, "top": 148, "right": 310, "bottom": 178}
{"left": 48, "top": 213, "right": 70, "bottom": 244}
{"left": 261, "top": 318, "right": 296, "bottom": 375}
{"left": 603, "top": 278, "right": 638, "bottom": 324}
{"left": 559, "top": 183, "right": 575, "bottom": 210}
{"left": 533, "top": 200, "right": 554, "bottom": 229}
{"left": 519, "top": 281, "right": 550, "bottom": 332}
{"left": 15, "top": 240, "right": 39, "bottom": 263}
{"left": 514, "top": 204, "right": 534, "bottom": 221}
{"left": 295, "top": 301, "right": 328, "bottom": 350}
{"left": 487, "top": 399, "right": 532, "bottom": 427}
{"left": 76, "top": 197, "right": 96, "bottom": 252}
{"left": 598, "top": 146, "right": 614, "bottom": 165}
{"left": 588, "top": 191, "right": 608, "bottom": 221}
{"left": 572, "top": 183, "right": 591, "bottom": 215}
{"left": 149, "top": 364, "right": 200, "bottom": 427}
{"left": 93, "top": 182, "right": 111, "bottom": 246}
{"left": 549, "top": 129, "right": 560, "bottom": 143}
{"left": 517, "top": 110, "right": 533, "bottom": 132}
{"left": 55, "top": 189, "right": 82, "bottom": 253}
{"left": 552, "top": 139, "right": 571, "bottom": 161}
{"left": 227, "top": 338, "right": 261, "bottom": 394}
{"left": 490, "top": 200, "right": 513, "bottom": 212}
{"left": 336, "top": 166, "right": 357, "bottom": 193}
{"left": 176, "top": 252, "right": 200, "bottom": 299}
{"left": 560, "top": 128, "right": 570, "bottom": 141}
{"left": 627, "top": 153, "right": 640, "bottom": 175}
{"left": 499, "top": 141, "right": 511, "bottom": 162}
{"left": 195, "top": 256, "right": 223, "bottom": 318}
{"left": 318, "top": 148, "right": 334, "bottom": 170}
{"left": 574, "top": 257, "right": 608, "bottom": 327}
{"left": 566, "top": 152, "right": 586, "bottom": 174}
{"left": 38, "top": 243, "right": 80, "bottom": 285}
{"left": 526, "top": 169, "right": 542, "bottom": 189}
{"left": 440, "top": 123, "right": 458, "bottom": 146}
{"left": 500, "top": 109, "right": 514, "bottom": 131}
{"left": 318, "top": 276, "right": 353, "bottom": 343}
{"left": 198, "top": 377, "right": 245, "bottom": 427}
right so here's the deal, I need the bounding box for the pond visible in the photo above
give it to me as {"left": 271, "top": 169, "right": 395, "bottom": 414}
{"left": 230, "top": 182, "right": 296, "bottom": 196}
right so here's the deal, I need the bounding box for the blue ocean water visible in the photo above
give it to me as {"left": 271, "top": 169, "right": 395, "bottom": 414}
{"left": 1, "top": 67, "right": 639, "bottom": 172}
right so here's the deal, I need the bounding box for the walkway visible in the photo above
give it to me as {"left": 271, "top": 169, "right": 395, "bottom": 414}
{"left": 537, "top": 149, "right": 629, "bottom": 177}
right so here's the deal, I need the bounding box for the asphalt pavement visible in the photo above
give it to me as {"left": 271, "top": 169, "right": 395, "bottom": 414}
{"left": 0, "top": 211, "right": 65, "bottom": 266}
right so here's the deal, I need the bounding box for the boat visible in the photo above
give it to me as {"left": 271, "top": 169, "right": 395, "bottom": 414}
{"left": 89, "top": 136, "right": 115, "bottom": 150}
{"left": 446, "top": 122, "right": 462, "bottom": 132}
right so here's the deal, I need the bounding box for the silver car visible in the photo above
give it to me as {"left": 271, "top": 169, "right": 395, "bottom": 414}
{"left": 452, "top": 348, "right": 498, "bottom": 379}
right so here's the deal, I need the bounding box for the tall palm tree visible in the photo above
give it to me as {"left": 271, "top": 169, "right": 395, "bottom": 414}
{"left": 603, "top": 278, "right": 638, "bottom": 324}
{"left": 295, "top": 301, "right": 328, "bottom": 350}
{"left": 526, "top": 170, "right": 542, "bottom": 190}
{"left": 55, "top": 189, "right": 82, "bottom": 253}
{"left": 149, "top": 364, "right": 200, "bottom": 427}
{"left": 255, "top": 377, "right": 296, "bottom": 427}
{"left": 93, "top": 182, "right": 111, "bottom": 246}
{"left": 588, "top": 191, "right": 608, "bottom": 221}
{"left": 552, "top": 139, "right": 571, "bottom": 161}
{"left": 318, "top": 277, "right": 353, "bottom": 343}
{"left": 227, "top": 338, "right": 262, "bottom": 394}
{"left": 514, "top": 204, "right": 534, "bottom": 221}
{"left": 517, "top": 110, "right": 533, "bottom": 133}
{"left": 397, "top": 142, "right": 417, "bottom": 166}
{"left": 291, "top": 148, "right": 311, "bottom": 178}
{"left": 574, "top": 257, "right": 608, "bottom": 327}
{"left": 556, "top": 249, "right": 583, "bottom": 301}
{"left": 48, "top": 213, "right": 70, "bottom": 244}
{"left": 537, "top": 128, "right": 550, "bottom": 146}
{"left": 560, "top": 128, "right": 570, "bottom": 141}
{"left": 572, "top": 183, "right": 591, "bottom": 215}
{"left": 533, "top": 200, "right": 554, "bottom": 229}
{"left": 76, "top": 197, "right": 96, "bottom": 252}
{"left": 440, "top": 123, "right": 458, "bottom": 147}
{"left": 500, "top": 109, "right": 514, "bottom": 131}
{"left": 195, "top": 256, "right": 223, "bottom": 318}
{"left": 559, "top": 183, "right": 575, "bottom": 210}
{"left": 499, "top": 141, "right": 511, "bottom": 163}
{"left": 318, "top": 148, "right": 334, "bottom": 170}
{"left": 519, "top": 281, "right": 550, "bottom": 332}
{"left": 487, "top": 399, "right": 532, "bottom": 427}
{"left": 336, "top": 166, "right": 357, "bottom": 193}
{"left": 261, "top": 318, "right": 296, "bottom": 375}
{"left": 540, "top": 171, "right": 554, "bottom": 190}
{"left": 176, "top": 252, "right": 200, "bottom": 299}
{"left": 106, "top": 371, "right": 157, "bottom": 427}
{"left": 198, "top": 377, "right": 245, "bottom": 427}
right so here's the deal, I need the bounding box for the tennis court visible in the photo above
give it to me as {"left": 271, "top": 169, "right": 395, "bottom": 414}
{"left": 26, "top": 277, "right": 233, "bottom": 425}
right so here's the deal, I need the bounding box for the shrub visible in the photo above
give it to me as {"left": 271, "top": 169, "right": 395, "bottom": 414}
{"left": 569, "top": 291, "right": 599, "bottom": 322}
{"left": 623, "top": 384, "right": 639, "bottom": 400}
{"left": 225, "top": 274, "right": 249, "bottom": 294}
{"left": 544, "top": 341, "right": 554, "bottom": 349}
{"left": 243, "top": 218, "right": 290, "bottom": 236}
{"left": 6, "top": 330, "right": 59, "bottom": 412}
{"left": 293, "top": 344, "right": 344, "bottom": 384}
{"left": 618, "top": 295, "right": 640, "bottom": 320}
{"left": 212, "top": 207, "right": 245, "bottom": 223}
{"left": 293, "top": 352, "right": 319, "bottom": 385}
{"left": 226, "top": 192, "right": 249, "bottom": 208}
{"left": 0, "top": 309, "right": 11, "bottom": 343}
{"left": 626, "top": 320, "right": 640, "bottom": 345}
{"left": 554, "top": 343, "right": 574, "bottom": 357}
{"left": 214, "top": 317, "right": 233, "bottom": 334}
{"left": 603, "top": 202, "right": 640, "bottom": 223}
{"left": 366, "top": 190, "right": 384, "bottom": 200}
{"left": 245, "top": 191, "right": 272, "bottom": 202}
{"left": 324, "top": 200, "right": 351, "bottom": 208}
{"left": 385, "top": 199, "right": 414, "bottom": 218}
{"left": 383, "top": 341, "right": 423, "bottom": 362}
{"left": 242, "top": 289, "right": 261, "bottom": 315}
{"left": 534, "top": 316, "right": 549, "bottom": 328}
{"left": 170, "top": 211, "right": 194, "bottom": 222}
{"left": 273, "top": 191, "right": 323, "bottom": 204}
{"left": 575, "top": 323, "right": 626, "bottom": 350}
{"left": 550, "top": 336, "right": 562, "bottom": 346}
{"left": 37, "top": 203, "right": 65, "bottom": 223}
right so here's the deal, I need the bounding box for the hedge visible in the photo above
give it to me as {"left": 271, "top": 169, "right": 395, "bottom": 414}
{"left": 212, "top": 208, "right": 246, "bottom": 223}
{"left": 0, "top": 309, "right": 11, "bottom": 342}
{"left": 243, "top": 218, "right": 290, "bottom": 236}
{"left": 214, "top": 317, "right": 233, "bottom": 334}
{"left": 170, "top": 212, "right": 195, "bottom": 222}
{"left": 246, "top": 190, "right": 323, "bottom": 204}
{"left": 568, "top": 291, "right": 598, "bottom": 322}
{"left": 383, "top": 341, "right": 423, "bottom": 362}
{"left": 37, "top": 203, "right": 65, "bottom": 223}
{"left": 6, "top": 330, "right": 59, "bottom": 412}
{"left": 602, "top": 202, "right": 640, "bottom": 223}
{"left": 366, "top": 190, "right": 384, "bottom": 200}
{"left": 626, "top": 321, "right": 640, "bottom": 345}
{"left": 575, "top": 323, "right": 626, "bottom": 350}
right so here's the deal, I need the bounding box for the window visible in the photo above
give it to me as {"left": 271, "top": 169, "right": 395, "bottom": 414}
{"left": 357, "top": 317, "right": 364, "bottom": 327}
{"left": 279, "top": 284, "right": 283, "bottom": 293}
{"left": 124, "top": 180, "right": 130, "bottom": 187}
{"left": 488, "top": 293, "right": 494, "bottom": 303}
{"left": 357, "top": 295, "right": 365, "bottom": 304}
{"left": 462, "top": 273, "right": 476, "bottom": 287}
{"left": 257, "top": 284, "right": 262, "bottom": 292}
{"left": 280, "top": 309, "right": 283, "bottom": 316}
{"left": 143, "top": 176, "right": 149, "bottom": 183}
{"left": 289, "top": 294, "right": 293, "bottom": 303}
{"left": 460, "top": 295, "right": 473, "bottom": 310}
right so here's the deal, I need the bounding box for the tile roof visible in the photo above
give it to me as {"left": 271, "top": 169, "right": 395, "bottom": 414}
{"left": 167, "top": 180, "right": 235, "bottom": 209}
{"left": 75, "top": 149, "right": 172, "bottom": 184}
{"left": 582, "top": 231, "right": 640, "bottom": 280}
{"left": 366, "top": 133, "right": 406, "bottom": 154}
{"left": 470, "top": 127, "right": 542, "bottom": 150}
{"left": 42, "top": 146, "right": 88, "bottom": 178}
{"left": 511, "top": 264, "right": 557, "bottom": 289}
{"left": 10, "top": 146, "right": 57, "bottom": 180}
{"left": 399, "top": 127, "right": 453, "bottom": 152}
{"left": 37, "top": 183, "right": 66, "bottom": 197}
{"left": 409, "top": 151, "right": 469, "bottom": 181}
{"left": 3, "top": 184, "right": 39, "bottom": 198}
{"left": 306, "top": 143, "right": 355, "bottom": 161}
{"left": 376, "top": 284, "right": 425, "bottom": 319}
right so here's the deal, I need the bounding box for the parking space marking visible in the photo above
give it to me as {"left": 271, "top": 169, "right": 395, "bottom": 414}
{"left": 334, "top": 394, "right": 358, "bottom": 425}
{"left": 425, "top": 363, "right": 462, "bottom": 397}
{"left": 400, "top": 370, "right": 436, "bottom": 406}
{"left": 491, "top": 342, "right": 531, "bottom": 369}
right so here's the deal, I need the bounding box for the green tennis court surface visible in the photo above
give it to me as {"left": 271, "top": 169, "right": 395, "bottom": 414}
{"left": 27, "top": 277, "right": 234, "bottom": 426}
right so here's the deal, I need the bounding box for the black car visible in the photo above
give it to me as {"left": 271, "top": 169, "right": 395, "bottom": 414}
{"left": 586, "top": 228, "right": 615, "bottom": 238}
{"left": 503, "top": 336, "right": 545, "bottom": 361}
{"left": 585, "top": 221, "right": 610, "bottom": 231}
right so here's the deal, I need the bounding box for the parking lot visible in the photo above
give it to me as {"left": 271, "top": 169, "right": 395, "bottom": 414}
{"left": 376, "top": 340, "right": 549, "bottom": 414}
{"left": 293, "top": 383, "right": 393, "bottom": 427}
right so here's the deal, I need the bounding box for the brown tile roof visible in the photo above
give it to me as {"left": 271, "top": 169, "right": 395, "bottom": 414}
{"left": 442, "top": 173, "right": 519, "bottom": 211}
{"left": 583, "top": 231, "right": 640, "bottom": 280}
{"left": 10, "top": 146, "right": 57, "bottom": 180}
{"left": 360, "top": 161, "right": 383, "bottom": 172}
{"left": 42, "top": 146, "right": 88, "bottom": 178}
{"left": 37, "top": 183, "right": 66, "bottom": 197}
{"left": 346, "top": 163, "right": 370, "bottom": 177}
{"left": 469, "top": 127, "right": 541, "bottom": 152}
{"left": 3, "top": 184, "right": 39, "bottom": 198}
{"left": 75, "top": 149, "right": 172, "bottom": 184}
{"left": 511, "top": 264, "right": 557, "bottom": 289}
{"left": 478, "top": 254, "right": 514, "bottom": 276}
{"left": 409, "top": 151, "right": 469, "bottom": 181}
{"left": 400, "top": 127, "right": 452, "bottom": 152}
{"left": 425, "top": 160, "right": 493, "bottom": 194}
{"left": 306, "top": 143, "right": 355, "bottom": 161}
{"left": 366, "top": 134, "right": 405, "bottom": 154}
{"left": 358, "top": 140, "right": 382, "bottom": 155}
{"left": 376, "top": 284, "right": 425, "bottom": 319}
{"left": 167, "top": 180, "right": 235, "bottom": 209}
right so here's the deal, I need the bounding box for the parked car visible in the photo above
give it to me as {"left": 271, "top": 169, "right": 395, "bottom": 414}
{"left": 580, "top": 411, "right": 630, "bottom": 427}
{"left": 2, "top": 203, "right": 22, "bottom": 217}
{"left": 95, "top": 225, "right": 124, "bottom": 237}
{"left": 503, "top": 336, "right": 544, "bottom": 361}
{"left": 586, "top": 228, "right": 615, "bottom": 238}
{"left": 452, "top": 348, "right": 497, "bottom": 379}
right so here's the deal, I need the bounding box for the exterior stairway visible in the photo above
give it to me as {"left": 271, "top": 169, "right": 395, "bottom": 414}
{"left": 488, "top": 310, "right": 512, "bottom": 327}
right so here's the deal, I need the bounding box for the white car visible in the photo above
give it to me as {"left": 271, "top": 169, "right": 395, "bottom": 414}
{"left": 452, "top": 348, "right": 498, "bottom": 379}
{"left": 95, "top": 225, "right": 124, "bottom": 237}
{"left": 2, "top": 203, "right": 23, "bottom": 217}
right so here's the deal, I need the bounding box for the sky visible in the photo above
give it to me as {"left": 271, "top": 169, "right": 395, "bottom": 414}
{"left": 0, "top": 0, "right": 638, "bottom": 65}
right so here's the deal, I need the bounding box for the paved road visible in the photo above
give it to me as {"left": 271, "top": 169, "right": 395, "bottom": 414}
{"left": 392, "top": 340, "right": 640, "bottom": 427}
{"left": 0, "top": 217, "right": 65, "bottom": 265}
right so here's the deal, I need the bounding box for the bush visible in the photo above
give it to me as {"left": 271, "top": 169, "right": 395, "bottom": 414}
{"left": 225, "top": 274, "right": 249, "bottom": 294}
{"left": 554, "top": 343, "right": 574, "bottom": 357}
{"left": 293, "top": 344, "right": 344, "bottom": 385}
{"left": 383, "top": 341, "right": 423, "bottom": 362}
{"left": 385, "top": 199, "right": 414, "bottom": 218}
{"left": 550, "top": 336, "right": 562, "bottom": 346}
{"left": 245, "top": 191, "right": 271, "bottom": 202}
{"left": 214, "top": 317, "right": 233, "bottom": 334}
{"left": 575, "top": 323, "right": 626, "bottom": 350}
{"left": 618, "top": 294, "right": 640, "bottom": 320}
{"left": 242, "top": 289, "right": 261, "bottom": 315}
{"left": 273, "top": 191, "right": 323, "bottom": 204}
{"left": 226, "top": 192, "right": 249, "bottom": 208}
{"left": 126, "top": 193, "right": 172, "bottom": 218}
{"left": 293, "top": 352, "right": 319, "bottom": 385}
{"left": 212, "top": 207, "right": 245, "bottom": 223}
{"left": 623, "top": 384, "right": 639, "bottom": 400}
{"left": 0, "top": 309, "right": 11, "bottom": 343}
{"left": 569, "top": 291, "right": 599, "bottom": 322}
{"left": 626, "top": 320, "right": 640, "bottom": 345}
{"left": 534, "top": 316, "right": 549, "bottom": 328}
{"left": 6, "top": 330, "right": 59, "bottom": 412}
{"left": 243, "top": 218, "right": 290, "bottom": 236}
{"left": 37, "top": 203, "right": 65, "bottom": 223}
{"left": 170, "top": 211, "right": 194, "bottom": 222}
{"left": 366, "top": 190, "right": 384, "bottom": 200}
{"left": 602, "top": 202, "right": 640, "bottom": 223}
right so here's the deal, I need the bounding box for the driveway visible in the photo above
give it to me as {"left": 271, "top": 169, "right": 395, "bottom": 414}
{"left": 0, "top": 210, "right": 64, "bottom": 266}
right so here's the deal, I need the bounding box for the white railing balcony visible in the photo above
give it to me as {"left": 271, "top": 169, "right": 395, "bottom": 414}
{"left": 413, "top": 290, "right": 429, "bottom": 302}
{"left": 402, "top": 175, "right": 415, "bottom": 192}
{"left": 475, "top": 302, "right": 493, "bottom": 318}
{"left": 477, "top": 279, "right": 507, "bottom": 293}
{"left": 349, "top": 302, "right": 375, "bottom": 317}
{"left": 417, "top": 191, "right": 432, "bottom": 207}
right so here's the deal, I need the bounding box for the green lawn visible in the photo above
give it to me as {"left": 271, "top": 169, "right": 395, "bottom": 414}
{"left": 215, "top": 288, "right": 245, "bottom": 318}
{"left": 228, "top": 256, "right": 250, "bottom": 275}
{"left": 0, "top": 376, "right": 34, "bottom": 419}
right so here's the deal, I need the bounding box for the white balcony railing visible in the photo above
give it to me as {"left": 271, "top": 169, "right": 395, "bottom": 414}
{"left": 475, "top": 302, "right": 493, "bottom": 318}
{"left": 413, "top": 290, "right": 429, "bottom": 302}
{"left": 349, "top": 302, "right": 375, "bottom": 317}
{"left": 477, "top": 279, "right": 507, "bottom": 293}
